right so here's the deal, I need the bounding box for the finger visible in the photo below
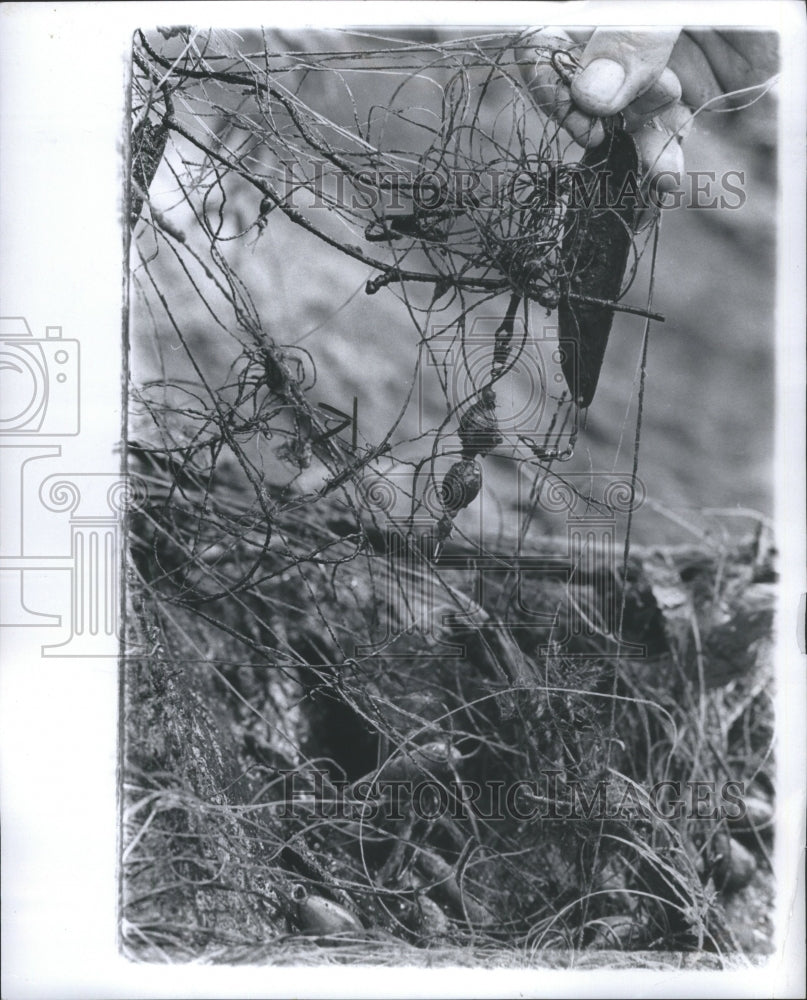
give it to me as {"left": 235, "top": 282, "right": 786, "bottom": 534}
{"left": 520, "top": 29, "right": 604, "bottom": 147}
{"left": 577, "top": 65, "right": 680, "bottom": 145}
{"left": 621, "top": 67, "right": 682, "bottom": 132}
{"left": 657, "top": 102, "right": 694, "bottom": 144}
{"left": 554, "top": 100, "right": 605, "bottom": 149}
{"left": 526, "top": 60, "right": 605, "bottom": 147}
{"left": 667, "top": 33, "right": 725, "bottom": 109}
{"left": 515, "top": 26, "right": 576, "bottom": 92}
{"left": 686, "top": 28, "right": 779, "bottom": 94}
{"left": 634, "top": 124, "right": 685, "bottom": 192}
{"left": 626, "top": 67, "right": 682, "bottom": 119}
{"left": 572, "top": 28, "right": 682, "bottom": 117}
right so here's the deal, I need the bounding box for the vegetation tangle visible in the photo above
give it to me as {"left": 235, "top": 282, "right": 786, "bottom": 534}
{"left": 123, "top": 27, "right": 776, "bottom": 966}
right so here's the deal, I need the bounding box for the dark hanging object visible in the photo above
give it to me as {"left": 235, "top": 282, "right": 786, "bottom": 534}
{"left": 492, "top": 293, "right": 520, "bottom": 371}
{"left": 434, "top": 458, "right": 483, "bottom": 558}
{"left": 536, "top": 286, "right": 561, "bottom": 310}
{"left": 458, "top": 386, "right": 502, "bottom": 459}
{"left": 364, "top": 210, "right": 450, "bottom": 243}
{"left": 439, "top": 458, "right": 482, "bottom": 518}
{"left": 130, "top": 117, "right": 169, "bottom": 229}
{"left": 559, "top": 122, "right": 639, "bottom": 408}
{"left": 289, "top": 884, "right": 363, "bottom": 935}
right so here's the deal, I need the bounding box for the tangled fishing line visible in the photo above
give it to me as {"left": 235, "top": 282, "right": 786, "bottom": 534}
{"left": 123, "top": 28, "right": 775, "bottom": 963}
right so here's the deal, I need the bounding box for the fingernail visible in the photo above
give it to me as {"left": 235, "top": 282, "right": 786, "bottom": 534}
{"left": 573, "top": 58, "right": 626, "bottom": 113}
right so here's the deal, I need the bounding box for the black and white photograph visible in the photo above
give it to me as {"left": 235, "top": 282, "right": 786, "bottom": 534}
{"left": 1, "top": 3, "right": 805, "bottom": 997}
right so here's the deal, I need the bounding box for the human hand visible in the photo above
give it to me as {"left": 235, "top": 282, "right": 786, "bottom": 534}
{"left": 519, "top": 27, "right": 778, "bottom": 187}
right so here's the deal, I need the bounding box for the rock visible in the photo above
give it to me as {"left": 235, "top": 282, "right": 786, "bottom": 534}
{"left": 722, "top": 838, "right": 757, "bottom": 893}
{"left": 378, "top": 740, "right": 461, "bottom": 783}
{"left": 727, "top": 795, "right": 774, "bottom": 836}
{"left": 588, "top": 914, "right": 645, "bottom": 950}
{"left": 414, "top": 895, "right": 451, "bottom": 938}
{"left": 291, "top": 885, "right": 363, "bottom": 934}
{"left": 414, "top": 850, "right": 493, "bottom": 926}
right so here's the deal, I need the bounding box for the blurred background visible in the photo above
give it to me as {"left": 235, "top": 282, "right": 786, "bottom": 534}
{"left": 131, "top": 26, "right": 776, "bottom": 550}
{"left": 123, "top": 28, "right": 779, "bottom": 959}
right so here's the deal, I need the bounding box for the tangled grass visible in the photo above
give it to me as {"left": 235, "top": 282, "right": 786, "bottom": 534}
{"left": 123, "top": 27, "right": 775, "bottom": 966}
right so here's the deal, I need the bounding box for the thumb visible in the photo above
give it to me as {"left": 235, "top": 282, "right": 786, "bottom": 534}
{"left": 571, "top": 28, "right": 681, "bottom": 116}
